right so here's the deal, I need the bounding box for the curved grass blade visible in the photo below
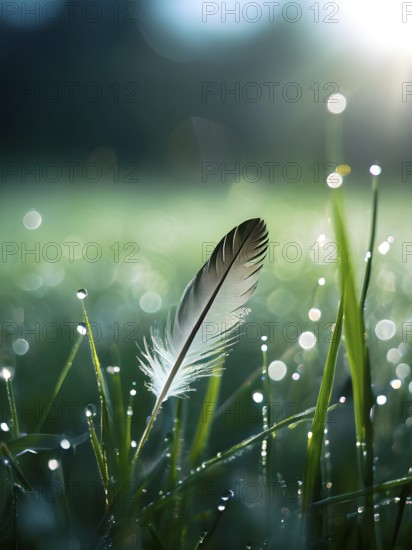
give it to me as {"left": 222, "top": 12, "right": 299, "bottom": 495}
{"left": 2, "top": 371, "right": 19, "bottom": 438}
{"left": 333, "top": 192, "right": 376, "bottom": 548}
{"left": 312, "top": 475, "right": 412, "bottom": 508}
{"left": 8, "top": 433, "right": 61, "bottom": 454}
{"left": 0, "top": 442, "right": 32, "bottom": 491}
{"left": 35, "top": 332, "right": 83, "bottom": 432}
{"left": 188, "top": 358, "right": 224, "bottom": 467}
{"left": 82, "top": 303, "right": 113, "bottom": 439}
{"left": 302, "top": 298, "right": 344, "bottom": 537}
{"left": 135, "top": 405, "right": 336, "bottom": 523}
{"left": 86, "top": 414, "right": 109, "bottom": 508}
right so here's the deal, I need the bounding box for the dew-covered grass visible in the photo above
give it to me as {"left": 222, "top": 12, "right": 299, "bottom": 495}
{"left": 1, "top": 178, "right": 412, "bottom": 549}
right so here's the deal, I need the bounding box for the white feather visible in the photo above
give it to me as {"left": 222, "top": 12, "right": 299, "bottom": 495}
{"left": 138, "top": 218, "right": 268, "bottom": 402}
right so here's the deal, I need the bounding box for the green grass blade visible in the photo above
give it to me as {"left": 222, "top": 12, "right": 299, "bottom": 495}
{"left": 188, "top": 359, "right": 223, "bottom": 467}
{"left": 333, "top": 195, "right": 365, "bottom": 444}
{"left": 0, "top": 442, "right": 32, "bottom": 491}
{"left": 3, "top": 376, "right": 20, "bottom": 438}
{"left": 8, "top": 434, "right": 61, "bottom": 454}
{"left": 312, "top": 475, "right": 412, "bottom": 508}
{"left": 167, "top": 397, "right": 184, "bottom": 491}
{"left": 137, "top": 405, "right": 336, "bottom": 523}
{"left": 86, "top": 414, "right": 109, "bottom": 507}
{"left": 360, "top": 174, "right": 379, "bottom": 311}
{"left": 82, "top": 302, "right": 114, "bottom": 447}
{"left": 333, "top": 191, "right": 376, "bottom": 548}
{"left": 35, "top": 332, "right": 83, "bottom": 432}
{"left": 302, "top": 298, "right": 343, "bottom": 514}
{"left": 391, "top": 479, "right": 411, "bottom": 547}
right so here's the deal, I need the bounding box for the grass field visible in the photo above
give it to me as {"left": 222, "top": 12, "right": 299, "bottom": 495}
{"left": 1, "top": 176, "right": 412, "bottom": 549}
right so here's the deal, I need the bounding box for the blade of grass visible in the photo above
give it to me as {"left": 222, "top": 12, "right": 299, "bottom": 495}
{"left": 8, "top": 434, "right": 61, "bottom": 454}
{"left": 360, "top": 173, "right": 379, "bottom": 311}
{"left": 0, "top": 442, "right": 32, "bottom": 491}
{"left": 136, "top": 405, "right": 338, "bottom": 523}
{"left": 302, "top": 297, "right": 344, "bottom": 538}
{"left": 82, "top": 302, "right": 114, "bottom": 448}
{"left": 35, "top": 332, "right": 83, "bottom": 432}
{"left": 86, "top": 414, "right": 109, "bottom": 507}
{"left": 2, "top": 369, "right": 19, "bottom": 438}
{"left": 391, "top": 479, "right": 412, "bottom": 547}
{"left": 333, "top": 192, "right": 376, "bottom": 549}
{"left": 189, "top": 359, "right": 224, "bottom": 467}
{"left": 312, "top": 475, "right": 412, "bottom": 508}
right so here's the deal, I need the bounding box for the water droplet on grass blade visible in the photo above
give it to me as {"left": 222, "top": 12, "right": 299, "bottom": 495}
{"left": 77, "top": 323, "right": 87, "bottom": 335}
{"left": 77, "top": 288, "right": 88, "bottom": 300}
{"left": 85, "top": 404, "right": 97, "bottom": 418}
{"left": 48, "top": 458, "right": 60, "bottom": 471}
{"left": 60, "top": 438, "right": 71, "bottom": 450}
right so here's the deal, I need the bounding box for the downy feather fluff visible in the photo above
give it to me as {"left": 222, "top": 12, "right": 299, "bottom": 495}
{"left": 138, "top": 218, "right": 269, "bottom": 403}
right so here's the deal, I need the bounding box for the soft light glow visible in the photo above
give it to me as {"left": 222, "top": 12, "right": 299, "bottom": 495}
{"left": 261, "top": 344, "right": 268, "bottom": 352}
{"left": 23, "top": 209, "right": 42, "bottom": 229}
{"left": 369, "top": 165, "right": 382, "bottom": 176}
{"left": 298, "top": 331, "right": 316, "bottom": 350}
{"left": 318, "top": 277, "right": 326, "bottom": 286}
{"left": 396, "top": 363, "right": 410, "bottom": 379}
{"left": 378, "top": 241, "right": 390, "bottom": 255}
{"left": 326, "top": 172, "right": 343, "bottom": 188}
{"left": 390, "top": 379, "right": 401, "bottom": 390}
{"left": 387, "top": 348, "right": 401, "bottom": 363}
{"left": 1, "top": 367, "right": 12, "bottom": 381}
{"left": 376, "top": 395, "right": 387, "bottom": 405}
{"left": 345, "top": 1, "right": 412, "bottom": 56}
{"left": 48, "top": 459, "right": 60, "bottom": 471}
{"left": 375, "top": 319, "right": 396, "bottom": 341}
{"left": 326, "top": 94, "right": 346, "bottom": 114}
{"left": 60, "top": 438, "right": 71, "bottom": 450}
{"left": 309, "top": 308, "right": 321, "bottom": 321}
{"left": 140, "top": 292, "right": 162, "bottom": 313}
{"left": 252, "top": 391, "right": 264, "bottom": 403}
{"left": 268, "top": 360, "right": 287, "bottom": 382}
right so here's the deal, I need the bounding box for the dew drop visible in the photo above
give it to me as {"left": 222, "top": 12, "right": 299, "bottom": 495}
{"left": 369, "top": 165, "right": 382, "bottom": 176}
{"left": 106, "top": 366, "right": 120, "bottom": 375}
{"left": 48, "top": 458, "right": 60, "bottom": 471}
{"left": 130, "top": 388, "right": 137, "bottom": 396}
{"left": 23, "top": 209, "right": 42, "bottom": 230}
{"left": 376, "top": 395, "right": 387, "bottom": 405}
{"left": 268, "top": 360, "right": 287, "bottom": 381}
{"left": 76, "top": 288, "right": 88, "bottom": 300}
{"left": 1, "top": 367, "right": 13, "bottom": 381}
{"left": 85, "top": 404, "right": 97, "bottom": 418}
{"left": 60, "top": 438, "right": 71, "bottom": 450}
{"left": 0, "top": 422, "right": 9, "bottom": 432}
{"left": 308, "top": 308, "right": 321, "bottom": 321}
{"left": 252, "top": 391, "right": 264, "bottom": 403}
{"left": 298, "top": 331, "right": 317, "bottom": 350}
{"left": 77, "top": 323, "right": 87, "bottom": 336}
{"left": 221, "top": 489, "right": 234, "bottom": 501}
{"left": 12, "top": 338, "right": 29, "bottom": 356}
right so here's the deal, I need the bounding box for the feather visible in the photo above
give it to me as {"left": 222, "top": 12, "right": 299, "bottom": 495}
{"left": 138, "top": 218, "right": 269, "bottom": 404}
